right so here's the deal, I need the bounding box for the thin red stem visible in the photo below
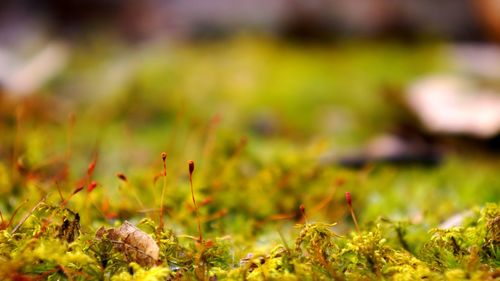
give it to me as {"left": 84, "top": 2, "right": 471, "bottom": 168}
{"left": 188, "top": 160, "right": 202, "bottom": 242}
{"left": 159, "top": 153, "right": 167, "bottom": 230}
{"left": 349, "top": 207, "right": 360, "bottom": 232}
{"left": 345, "top": 192, "right": 360, "bottom": 232}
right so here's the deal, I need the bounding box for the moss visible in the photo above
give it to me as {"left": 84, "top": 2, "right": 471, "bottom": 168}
{"left": 0, "top": 39, "right": 498, "bottom": 280}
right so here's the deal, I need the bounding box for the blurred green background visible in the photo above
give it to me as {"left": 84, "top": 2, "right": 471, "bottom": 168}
{"left": 0, "top": 0, "right": 499, "bottom": 247}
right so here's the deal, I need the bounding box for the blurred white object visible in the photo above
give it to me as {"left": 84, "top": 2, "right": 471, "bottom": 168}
{"left": 407, "top": 74, "right": 500, "bottom": 138}
{"left": 367, "top": 134, "right": 409, "bottom": 158}
{"left": 439, "top": 210, "right": 473, "bottom": 229}
{"left": 0, "top": 41, "right": 69, "bottom": 97}
{"left": 450, "top": 44, "right": 500, "bottom": 79}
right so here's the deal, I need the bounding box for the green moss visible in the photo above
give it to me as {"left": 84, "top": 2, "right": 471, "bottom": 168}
{"left": 0, "top": 38, "right": 498, "bottom": 280}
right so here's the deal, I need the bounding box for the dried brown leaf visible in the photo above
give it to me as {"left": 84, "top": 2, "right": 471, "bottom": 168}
{"left": 96, "top": 221, "right": 159, "bottom": 266}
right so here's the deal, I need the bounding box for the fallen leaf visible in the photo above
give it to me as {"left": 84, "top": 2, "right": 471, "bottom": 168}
{"left": 96, "top": 221, "right": 159, "bottom": 266}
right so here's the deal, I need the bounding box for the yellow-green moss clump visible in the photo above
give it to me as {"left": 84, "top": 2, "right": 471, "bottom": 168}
{"left": 0, "top": 202, "right": 498, "bottom": 280}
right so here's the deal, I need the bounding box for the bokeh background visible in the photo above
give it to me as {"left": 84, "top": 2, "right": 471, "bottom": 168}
{"left": 0, "top": 0, "right": 499, "bottom": 243}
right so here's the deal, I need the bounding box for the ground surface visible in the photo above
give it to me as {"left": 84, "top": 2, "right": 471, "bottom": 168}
{"left": 0, "top": 37, "right": 498, "bottom": 280}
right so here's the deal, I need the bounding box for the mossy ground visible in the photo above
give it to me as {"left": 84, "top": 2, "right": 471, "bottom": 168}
{"left": 0, "top": 37, "right": 498, "bottom": 280}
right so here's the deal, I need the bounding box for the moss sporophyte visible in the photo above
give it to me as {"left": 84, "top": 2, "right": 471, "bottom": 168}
{"left": 0, "top": 150, "right": 498, "bottom": 280}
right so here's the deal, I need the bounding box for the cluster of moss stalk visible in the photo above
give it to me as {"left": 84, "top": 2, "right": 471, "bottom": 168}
{"left": 0, "top": 152, "right": 498, "bottom": 280}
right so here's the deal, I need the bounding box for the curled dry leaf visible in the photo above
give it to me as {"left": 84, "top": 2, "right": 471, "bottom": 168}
{"left": 96, "top": 221, "right": 159, "bottom": 266}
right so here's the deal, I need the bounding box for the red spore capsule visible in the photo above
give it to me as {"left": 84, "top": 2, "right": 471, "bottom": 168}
{"left": 188, "top": 160, "right": 195, "bottom": 175}
{"left": 345, "top": 192, "right": 352, "bottom": 206}
{"left": 87, "top": 181, "right": 98, "bottom": 193}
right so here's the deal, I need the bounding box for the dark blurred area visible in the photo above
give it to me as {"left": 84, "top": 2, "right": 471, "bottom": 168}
{"left": 1, "top": 0, "right": 499, "bottom": 42}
